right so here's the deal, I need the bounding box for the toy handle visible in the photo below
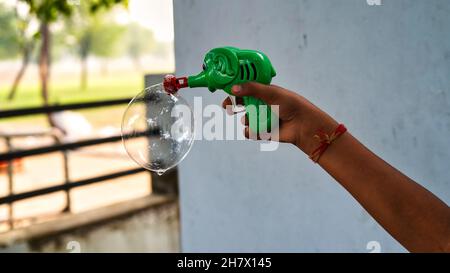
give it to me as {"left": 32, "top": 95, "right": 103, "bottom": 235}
{"left": 243, "top": 96, "right": 273, "bottom": 135}
{"left": 227, "top": 94, "right": 273, "bottom": 134}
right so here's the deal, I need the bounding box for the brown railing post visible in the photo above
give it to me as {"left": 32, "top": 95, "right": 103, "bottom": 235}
{"left": 5, "top": 137, "right": 14, "bottom": 230}
{"left": 61, "top": 150, "right": 71, "bottom": 213}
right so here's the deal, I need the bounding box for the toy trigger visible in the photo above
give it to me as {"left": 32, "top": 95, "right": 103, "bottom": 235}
{"left": 229, "top": 96, "right": 246, "bottom": 113}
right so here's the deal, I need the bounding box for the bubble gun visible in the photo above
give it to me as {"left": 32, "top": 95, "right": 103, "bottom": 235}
{"left": 163, "top": 47, "right": 277, "bottom": 134}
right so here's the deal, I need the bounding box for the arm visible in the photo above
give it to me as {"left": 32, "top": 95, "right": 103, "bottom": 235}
{"left": 225, "top": 82, "right": 450, "bottom": 252}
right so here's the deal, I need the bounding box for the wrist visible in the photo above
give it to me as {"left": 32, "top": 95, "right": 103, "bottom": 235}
{"left": 294, "top": 101, "right": 339, "bottom": 155}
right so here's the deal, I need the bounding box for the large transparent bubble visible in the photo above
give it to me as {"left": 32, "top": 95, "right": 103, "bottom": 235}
{"left": 121, "top": 83, "right": 194, "bottom": 175}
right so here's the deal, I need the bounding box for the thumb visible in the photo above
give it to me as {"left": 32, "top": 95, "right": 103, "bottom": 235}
{"left": 231, "top": 82, "right": 280, "bottom": 104}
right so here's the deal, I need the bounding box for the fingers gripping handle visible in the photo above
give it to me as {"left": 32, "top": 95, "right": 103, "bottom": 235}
{"left": 229, "top": 95, "right": 273, "bottom": 134}
{"left": 243, "top": 96, "right": 273, "bottom": 135}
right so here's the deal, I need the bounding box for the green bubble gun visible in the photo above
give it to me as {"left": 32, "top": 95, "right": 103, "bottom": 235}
{"left": 163, "top": 46, "right": 276, "bottom": 134}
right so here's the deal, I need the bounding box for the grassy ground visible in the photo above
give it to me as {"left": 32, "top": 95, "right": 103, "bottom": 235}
{"left": 0, "top": 72, "right": 143, "bottom": 110}
{"left": 0, "top": 71, "right": 146, "bottom": 126}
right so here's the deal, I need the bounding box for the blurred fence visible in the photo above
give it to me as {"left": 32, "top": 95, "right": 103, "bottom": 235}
{"left": 0, "top": 98, "right": 149, "bottom": 230}
{"left": 0, "top": 74, "right": 178, "bottom": 231}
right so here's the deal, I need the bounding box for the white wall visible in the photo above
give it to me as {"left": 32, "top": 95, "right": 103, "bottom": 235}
{"left": 174, "top": 0, "right": 450, "bottom": 252}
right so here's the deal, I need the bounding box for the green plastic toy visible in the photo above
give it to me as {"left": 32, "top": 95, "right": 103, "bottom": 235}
{"left": 163, "top": 47, "right": 277, "bottom": 134}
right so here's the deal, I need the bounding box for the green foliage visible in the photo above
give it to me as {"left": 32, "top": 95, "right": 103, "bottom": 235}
{"left": 89, "top": 0, "right": 128, "bottom": 13}
{"left": 2, "top": 0, "right": 149, "bottom": 62}
{"left": 61, "top": 1, "right": 126, "bottom": 60}
{"left": 22, "top": 0, "right": 73, "bottom": 22}
{"left": 125, "top": 22, "right": 155, "bottom": 60}
{"left": 20, "top": 0, "right": 127, "bottom": 25}
{"left": 91, "top": 22, "right": 126, "bottom": 58}
{"left": 0, "top": 4, "right": 20, "bottom": 59}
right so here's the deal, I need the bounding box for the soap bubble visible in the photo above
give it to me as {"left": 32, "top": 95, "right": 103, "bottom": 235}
{"left": 121, "top": 83, "right": 194, "bottom": 174}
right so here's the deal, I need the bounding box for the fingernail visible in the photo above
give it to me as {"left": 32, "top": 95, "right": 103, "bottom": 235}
{"left": 226, "top": 105, "right": 233, "bottom": 115}
{"left": 232, "top": 85, "right": 242, "bottom": 94}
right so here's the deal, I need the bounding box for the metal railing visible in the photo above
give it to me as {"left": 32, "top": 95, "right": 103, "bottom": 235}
{"left": 0, "top": 98, "right": 153, "bottom": 230}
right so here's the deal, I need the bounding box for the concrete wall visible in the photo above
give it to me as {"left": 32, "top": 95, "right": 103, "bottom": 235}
{"left": 174, "top": 0, "right": 450, "bottom": 252}
{"left": 0, "top": 198, "right": 179, "bottom": 253}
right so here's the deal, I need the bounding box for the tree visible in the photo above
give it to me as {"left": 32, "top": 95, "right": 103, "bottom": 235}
{"left": 21, "top": 0, "right": 74, "bottom": 107}
{"left": 18, "top": 0, "right": 127, "bottom": 104}
{"left": 0, "top": 4, "right": 20, "bottom": 59}
{"left": 64, "top": 3, "right": 126, "bottom": 89}
{"left": 91, "top": 22, "right": 126, "bottom": 76}
{"left": 0, "top": 2, "right": 36, "bottom": 100}
{"left": 17, "top": 0, "right": 127, "bottom": 128}
{"left": 125, "top": 23, "right": 155, "bottom": 71}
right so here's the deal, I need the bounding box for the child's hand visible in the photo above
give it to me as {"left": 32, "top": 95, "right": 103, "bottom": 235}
{"left": 222, "top": 82, "right": 338, "bottom": 154}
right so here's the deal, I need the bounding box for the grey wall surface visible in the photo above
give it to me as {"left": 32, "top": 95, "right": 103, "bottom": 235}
{"left": 173, "top": 0, "right": 450, "bottom": 252}
{"left": 0, "top": 201, "right": 179, "bottom": 253}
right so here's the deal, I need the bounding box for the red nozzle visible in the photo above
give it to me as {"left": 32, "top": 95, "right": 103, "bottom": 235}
{"left": 163, "top": 74, "right": 188, "bottom": 94}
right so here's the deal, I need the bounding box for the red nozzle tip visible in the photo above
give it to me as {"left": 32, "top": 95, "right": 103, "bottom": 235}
{"left": 163, "top": 74, "right": 188, "bottom": 94}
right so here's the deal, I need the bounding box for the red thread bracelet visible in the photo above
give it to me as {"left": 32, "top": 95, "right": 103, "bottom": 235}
{"left": 309, "top": 124, "right": 347, "bottom": 163}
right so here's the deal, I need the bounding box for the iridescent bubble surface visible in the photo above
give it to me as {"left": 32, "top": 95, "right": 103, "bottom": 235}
{"left": 121, "top": 83, "right": 194, "bottom": 175}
